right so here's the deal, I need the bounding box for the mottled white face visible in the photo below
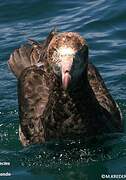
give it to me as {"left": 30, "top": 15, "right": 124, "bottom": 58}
{"left": 52, "top": 47, "right": 74, "bottom": 73}
{"left": 52, "top": 46, "right": 87, "bottom": 89}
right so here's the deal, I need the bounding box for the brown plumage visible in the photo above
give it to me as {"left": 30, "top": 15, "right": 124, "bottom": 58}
{"left": 8, "top": 30, "right": 123, "bottom": 146}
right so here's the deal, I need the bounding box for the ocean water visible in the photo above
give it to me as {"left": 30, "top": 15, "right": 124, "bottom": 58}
{"left": 0, "top": 0, "right": 126, "bottom": 179}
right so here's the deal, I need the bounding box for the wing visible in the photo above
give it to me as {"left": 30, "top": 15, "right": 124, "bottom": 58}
{"left": 8, "top": 29, "right": 57, "bottom": 79}
{"left": 88, "top": 62, "right": 123, "bottom": 130}
{"left": 18, "top": 66, "right": 51, "bottom": 146}
{"left": 8, "top": 30, "right": 57, "bottom": 146}
{"left": 9, "top": 46, "right": 52, "bottom": 146}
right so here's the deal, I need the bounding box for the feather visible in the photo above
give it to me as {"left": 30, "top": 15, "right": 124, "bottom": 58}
{"left": 8, "top": 30, "right": 123, "bottom": 146}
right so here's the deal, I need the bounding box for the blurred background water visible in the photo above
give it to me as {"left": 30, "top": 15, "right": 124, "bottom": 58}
{"left": 0, "top": 0, "right": 126, "bottom": 179}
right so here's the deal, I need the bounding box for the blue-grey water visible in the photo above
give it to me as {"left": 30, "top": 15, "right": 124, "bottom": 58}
{"left": 0, "top": 0, "right": 126, "bottom": 179}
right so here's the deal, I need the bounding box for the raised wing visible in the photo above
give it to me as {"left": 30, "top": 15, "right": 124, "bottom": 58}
{"left": 88, "top": 62, "right": 123, "bottom": 130}
{"left": 8, "top": 30, "right": 57, "bottom": 146}
{"left": 8, "top": 29, "right": 57, "bottom": 78}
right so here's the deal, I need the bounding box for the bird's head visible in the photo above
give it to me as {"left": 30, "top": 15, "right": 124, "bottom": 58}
{"left": 47, "top": 32, "right": 88, "bottom": 90}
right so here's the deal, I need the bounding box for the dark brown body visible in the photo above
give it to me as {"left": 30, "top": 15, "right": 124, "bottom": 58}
{"left": 8, "top": 30, "right": 123, "bottom": 146}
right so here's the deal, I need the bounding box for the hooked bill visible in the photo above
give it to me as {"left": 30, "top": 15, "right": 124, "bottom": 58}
{"left": 62, "top": 71, "right": 71, "bottom": 90}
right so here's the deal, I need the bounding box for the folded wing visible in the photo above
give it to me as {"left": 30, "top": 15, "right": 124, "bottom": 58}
{"left": 88, "top": 62, "right": 123, "bottom": 130}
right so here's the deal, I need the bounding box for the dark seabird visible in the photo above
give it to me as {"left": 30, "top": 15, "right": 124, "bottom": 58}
{"left": 8, "top": 30, "right": 123, "bottom": 146}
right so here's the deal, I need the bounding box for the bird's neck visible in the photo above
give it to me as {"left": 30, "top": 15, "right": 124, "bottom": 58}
{"left": 68, "top": 67, "right": 88, "bottom": 94}
{"left": 68, "top": 67, "right": 98, "bottom": 107}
